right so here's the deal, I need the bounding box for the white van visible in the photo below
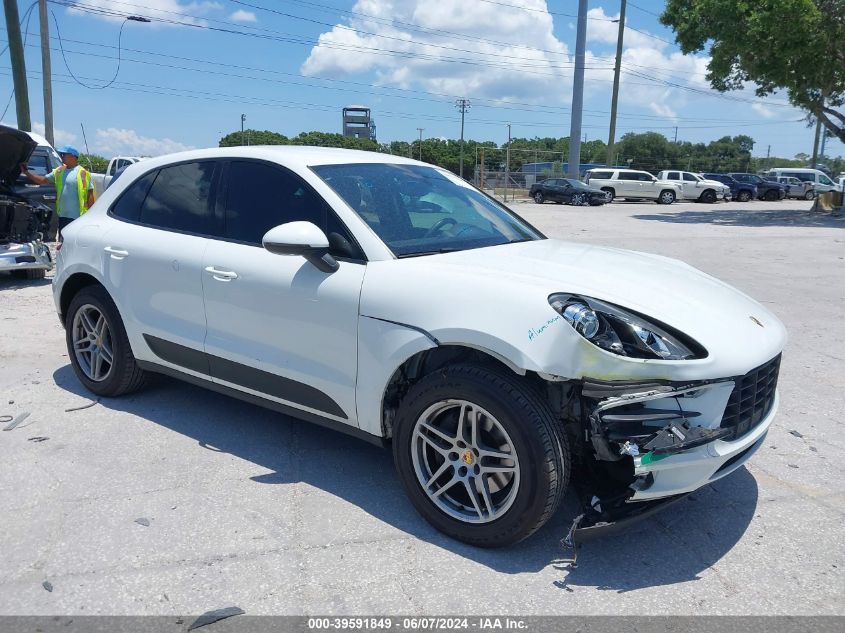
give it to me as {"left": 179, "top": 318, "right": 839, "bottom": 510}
{"left": 765, "top": 168, "right": 841, "bottom": 193}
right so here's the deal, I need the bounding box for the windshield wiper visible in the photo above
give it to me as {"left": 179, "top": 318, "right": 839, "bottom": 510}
{"left": 397, "top": 247, "right": 462, "bottom": 258}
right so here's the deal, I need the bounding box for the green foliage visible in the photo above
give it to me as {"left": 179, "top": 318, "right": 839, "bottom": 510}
{"left": 216, "top": 128, "right": 843, "bottom": 178}
{"left": 660, "top": 0, "right": 845, "bottom": 142}
{"left": 80, "top": 154, "right": 108, "bottom": 172}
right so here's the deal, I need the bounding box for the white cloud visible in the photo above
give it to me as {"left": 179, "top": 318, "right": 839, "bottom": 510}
{"left": 32, "top": 122, "right": 78, "bottom": 147}
{"left": 586, "top": 7, "right": 667, "bottom": 50}
{"left": 301, "top": 0, "right": 571, "bottom": 104}
{"left": 68, "top": 1, "right": 223, "bottom": 26}
{"left": 752, "top": 102, "right": 777, "bottom": 119}
{"left": 229, "top": 9, "right": 257, "bottom": 23}
{"left": 94, "top": 128, "right": 194, "bottom": 156}
{"left": 648, "top": 99, "right": 677, "bottom": 121}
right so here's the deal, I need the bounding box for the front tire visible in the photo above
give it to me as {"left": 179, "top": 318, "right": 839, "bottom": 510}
{"left": 11, "top": 268, "right": 46, "bottom": 280}
{"left": 804, "top": 190, "right": 815, "bottom": 200}
{"left": 66, "top": 285, "right": 149, "bottom": 397}
{"left": 700, "top": 189, "right": 717, "bottom": 204}
{"left": 764, "top": 189, "right": 779, "bottom": 201}
{"left": 737, "top": 190, "right": 751, "bottom": 202}
{"left": 658, "top": 190, "right": 676, "bottom": 204}
{"left": 600, "top": 187, "right": 614, "bottom": 202}
{"left": 393, "top": 364, "right": 569, "bottom": 548}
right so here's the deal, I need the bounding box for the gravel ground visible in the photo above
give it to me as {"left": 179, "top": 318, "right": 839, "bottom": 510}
{"left": 0, "top": 198, "right": 843, "bottom": 615}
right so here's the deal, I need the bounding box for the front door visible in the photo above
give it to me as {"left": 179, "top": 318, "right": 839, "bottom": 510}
{"left": 202, "top": 160, "right": 366, "bottom": 426}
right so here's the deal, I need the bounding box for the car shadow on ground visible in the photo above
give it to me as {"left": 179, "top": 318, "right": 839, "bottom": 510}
{"left": 53, "top": 365, "right": 758, "bottom": 590}
{"left": 633, "top": 208, "right": 845, "bottom": 228}
{"left": 0, "top": 274, "right": 52, "bottom": 290}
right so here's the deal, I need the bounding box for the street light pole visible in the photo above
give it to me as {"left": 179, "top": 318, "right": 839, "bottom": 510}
{"left": 241, "top": 113, "right": 246, "bottom": 146}
{"left": 605, "top": 0, "right": 626, "bottom": 168}
{"left": 455, "top": 99, "right": 471, "bottom": 179}
{"left": 567, "top": 0, "right": 588, "bottom": 179}
{"left": 505, "top": 123, "right": 511, "bottom": 203}
{"left": 417, "top": 127, "right": 424, "bottom": 161}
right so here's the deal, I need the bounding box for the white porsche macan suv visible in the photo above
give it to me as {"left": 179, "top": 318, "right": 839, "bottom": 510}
{"left": 54, "top": 147, "right": 786, "bottom": 547}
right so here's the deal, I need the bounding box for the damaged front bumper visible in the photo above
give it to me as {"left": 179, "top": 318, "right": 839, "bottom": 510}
{"left": 0, "top": 240, "right": 52, "bottom": 273}
{"left": 570, "top": 354, "right": 780, "bottom": 541}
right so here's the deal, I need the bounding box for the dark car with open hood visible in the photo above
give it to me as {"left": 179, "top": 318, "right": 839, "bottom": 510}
{"left": 0, "top": 125, "right": 54, "bottom": 279}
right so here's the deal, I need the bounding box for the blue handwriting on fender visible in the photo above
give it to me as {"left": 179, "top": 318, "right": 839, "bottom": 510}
{"left": 528, "top": 314, "right": 562, "bottom": 341}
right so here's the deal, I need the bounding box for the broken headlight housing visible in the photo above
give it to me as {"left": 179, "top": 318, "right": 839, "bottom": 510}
{"left": 548, "top": 294, "right": 706, "bottom": 360}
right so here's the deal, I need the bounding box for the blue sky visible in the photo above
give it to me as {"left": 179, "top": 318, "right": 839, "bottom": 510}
{"left": 1, "top": 0, "right": 841, "bottom": 161}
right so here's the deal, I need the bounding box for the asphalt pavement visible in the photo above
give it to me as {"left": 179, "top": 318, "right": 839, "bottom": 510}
{"left": 0, "top": 198, "right": 842, "bottom": 615}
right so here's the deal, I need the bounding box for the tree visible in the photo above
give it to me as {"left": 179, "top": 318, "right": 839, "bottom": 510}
{"left": 660, "top": 0, "right": 845, "bottom": 142}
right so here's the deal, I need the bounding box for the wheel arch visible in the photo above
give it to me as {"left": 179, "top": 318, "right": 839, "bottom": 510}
{"left": 59, "top": 272, "right": 105, "bottom": 323}
{"left": 379, "top": 344, "right": 542, "bottom": 442}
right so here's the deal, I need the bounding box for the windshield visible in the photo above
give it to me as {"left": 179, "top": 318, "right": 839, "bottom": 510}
{"left": 312, "top": 163, "right": 543, "bottom": 257}
{"left": 562, "top": 178, "right": 590, "bottom": 189}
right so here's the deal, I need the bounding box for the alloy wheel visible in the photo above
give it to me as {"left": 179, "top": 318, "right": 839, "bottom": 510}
{"left": 72, "top": 304, "right": 114, "bottom": 382}
{"left": 411, "top": 399, "right": 520, "bottom": 524}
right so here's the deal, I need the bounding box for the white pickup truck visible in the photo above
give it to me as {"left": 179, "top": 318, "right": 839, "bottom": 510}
{"left": 655, "top": 170, "right": 731, "bottom": 203}
{"left": 91, "top": 156, "right": 144, "bottom": 193}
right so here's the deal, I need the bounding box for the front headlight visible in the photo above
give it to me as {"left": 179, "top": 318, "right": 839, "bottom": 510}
{"left": 548, "top": 294, "right": 707, "bottom": 360}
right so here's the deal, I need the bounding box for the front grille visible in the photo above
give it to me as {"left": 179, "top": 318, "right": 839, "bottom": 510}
{"left": 720, "top": 354, "right": 781, "bottom": 440}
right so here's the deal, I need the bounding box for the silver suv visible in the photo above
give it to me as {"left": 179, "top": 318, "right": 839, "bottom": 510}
{"left": 584, "top": 169, "right": 681, "bottom": 204}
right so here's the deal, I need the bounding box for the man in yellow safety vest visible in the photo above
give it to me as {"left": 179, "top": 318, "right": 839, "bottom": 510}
{"left": 20, "top": 144, "right": 95, "bottom": 240}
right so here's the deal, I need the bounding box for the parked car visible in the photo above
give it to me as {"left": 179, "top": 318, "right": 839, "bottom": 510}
{"left": 90, "top": 156, "right": 144, "bottom": 193}
{"left": 775, "top": 176, "right": 815, "bottom": 200}
{"left": 727, "top": 173, "right": 787, "bottom": 201}
{"left": 0, "top": 125, "right": 54, "bottom": 279}
{"left": 701, "top": 173, "right": 757, "bottom": 202}
{"left": 583, "top": 169, "right": 681, "bottom": 203}
{"left": 54, "top": 147, "right": 786, "bottom": 546}
{"left": 655, "top": 170, "right": 730, "bottom": 203}
{"left": 14, "top": 130, "right": 61, "bottom": 240}
{"left": 529, "top": 177, "right": 610, "bottom": 205}
{"left": 765, "top": 168, "right": 841, "bottom": 194}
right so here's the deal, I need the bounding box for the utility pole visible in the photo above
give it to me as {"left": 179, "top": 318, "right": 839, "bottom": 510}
{"left": 568, "top": 0, "right": 588, "bottom": 178}
{"left": 674, "top": 126, "right": 678, "bottom": 143}
{"left": 480, "top": 147, "right": 485, "bottom": 189}
{"left": 240, "top": 113, "right": 246, "bottom": 145}
{"left": 455, "top": 99, "right": 471, "bottom": 179}
{"left": 416, "top": 128, "right": 424, "bottom": 161}
{"left": 605, "top": 0, "right": 626, "bottom": 168}
{"left": 819, "top": 129, "right": 828, "bottom": 165}
{"left": 505, "top": 123, "right": 511, "bottom": 202}
{"left": 766, "top": 144, "right": 771, "bottom": 169}
{"left": 38, "top": 0, "right": 53, "bottom": 145}
{"left": 4, "top": 0, "right": 31, "bottom": 131}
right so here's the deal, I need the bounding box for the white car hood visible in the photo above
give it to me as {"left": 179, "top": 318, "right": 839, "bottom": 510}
{"left": 361, "top": 239, "right": 786, "bottom": 381}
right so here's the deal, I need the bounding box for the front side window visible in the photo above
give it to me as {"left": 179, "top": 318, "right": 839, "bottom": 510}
{"left": 224, "top": 161, "right": 361, "bottom": 259}
{"left": 138, "top": 161, "right": 217, "bottom": 234}
{"left": 819, "top": 174, "right": 834, "bottom": 186}
{"left": 313, "top": 163, "right": 542, "bottom": 258}
{"left": 683, "top": 173, "right": 699, "bottom": 182}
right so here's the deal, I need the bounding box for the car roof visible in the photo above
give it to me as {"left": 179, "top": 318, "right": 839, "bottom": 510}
{"left": 133, "top": 146, "right": 420, "bottom": 172}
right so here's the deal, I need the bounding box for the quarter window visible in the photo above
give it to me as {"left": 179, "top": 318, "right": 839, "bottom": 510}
{"left": 111, "top": 171, "right": 157, "bottom": 222}
{"left": 138, "top": 161, "right": 217, "bottom": 234}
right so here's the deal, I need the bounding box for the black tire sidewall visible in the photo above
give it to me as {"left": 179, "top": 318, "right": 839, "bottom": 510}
{"left": 392, "top": 366, "right": 565, "bottom": 547}
{"left": 65, "top": 285, "right": 135, "bottom": 397}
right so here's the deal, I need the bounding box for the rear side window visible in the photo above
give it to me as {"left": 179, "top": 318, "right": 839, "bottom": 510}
{"left": 617, "top": 171, "right": 641, "bottom": 180}
{"left": 587, "top": 171, "right": 611, "bottom": 180}
{"left": 138, "top": 162, "right": 217, "bottom": 234}
{"left": 111, "top": 171, "right": 157, "bottom": 222}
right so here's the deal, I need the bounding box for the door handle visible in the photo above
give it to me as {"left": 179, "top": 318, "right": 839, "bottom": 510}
{"left": 204, "top": 266, "right": 238, "bottom": 281}
{"left": 104, "top": 246, "right": 129, "bottom": 259}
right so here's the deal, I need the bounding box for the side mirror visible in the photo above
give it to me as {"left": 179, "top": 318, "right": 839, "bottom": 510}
{"left": 262, "top": 221, "right": 339, "bottom": 273}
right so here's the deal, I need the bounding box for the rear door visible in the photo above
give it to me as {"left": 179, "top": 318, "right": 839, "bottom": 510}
{"left": 201, "top": 160, "right": 366, "bottom": 426}
{"left": 103, "top": 160, "right": 220, "bottom": 375}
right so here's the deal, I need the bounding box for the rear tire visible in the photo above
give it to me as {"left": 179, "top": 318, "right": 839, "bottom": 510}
{"left": 533, "top": 192, "right": 544, "bottom": 204}
{"left": 66, "top": 284, "right": 149, "bottom": 397}
{"left": 392, "top": 364, "right": 569, "bottom": 548}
